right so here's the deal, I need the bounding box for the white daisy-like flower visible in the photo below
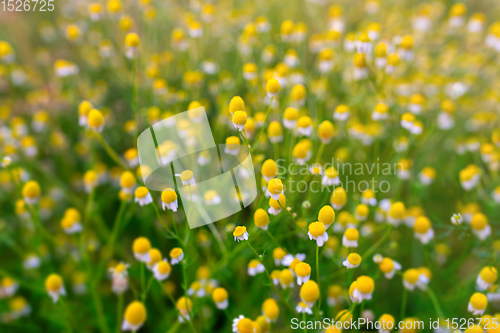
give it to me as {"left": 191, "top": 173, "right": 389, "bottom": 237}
{"left": 296, "top": 302, "right": 313, "bottom": 314}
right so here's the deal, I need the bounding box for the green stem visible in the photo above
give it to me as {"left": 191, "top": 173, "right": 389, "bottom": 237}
{"left": 152, "top": 203, "right": 184, "bottom": 245}
{"left": 116, "top": 293, "right": 124, "bottom": 333}
{"left": 427, "top": 287, "right": 445, "bottom": 319}
{"left": 400, "top": 287, "right": 408, "bottom": 320}
{"left": 141, "top": 275, "right": 155, "bottom": 302}
{"left": 96, "top": 133, "right": 129, "bottom": 170}
{"left": 245, "top": 239, "right": 261, "bottom": 258}
{"left": 316, "top": 245, "right": 321, "bottom": 311}
{"left": 362, "top": 225, "right": 392, "bottom": 258}
{"left": 140, "top": 264, "right": 145, "bottom": 296}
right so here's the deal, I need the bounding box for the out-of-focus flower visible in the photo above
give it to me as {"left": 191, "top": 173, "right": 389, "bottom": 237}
{"left": 122, "top": 301, "right": 147, "bottom": 331}
{"left": 45, "top": 274, "right": 65, "bottom": 303}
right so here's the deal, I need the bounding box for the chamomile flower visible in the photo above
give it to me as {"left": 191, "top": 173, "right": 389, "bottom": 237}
{"left": 233, "top": 226, "right": 249, "bottom": 242}
{"left": 266, "top": 78, "right": 280, "bottom": 98}
{"left": 388, "top": 201, "right": 405, "bottom": 226}
{"left": 225, "top": 136, "right": 241, "bottom": 156}
{"left": 229, "top": 96, "right": 245, "bottom": 115}
{"left": 0, "top": 40, "right": 14, "bottom": 63}
{"left": 268, "top": 193, "right": 286, "bottom": 215}
{"left": 378, "top": 314, "right": 396, "bottom": 333}
{"left": 232, "top": 111, "right": 247, "bottom": 131}
{"left": 187, "top": 281, "right": 206, "bottom": 298}
{"left": 123, "top": 148, "right": 139, "bottom": 167}
{"left": 300, "top": 280, "right": 319, "bottom": 307}
{"left": 417, "top": 267, "right": 431, "bottom": 290}
{"left": 132, "top": 237, "right": 151, "bottom": 262}
{"left": 124, "top": 33, "right": 140, "bottom": 59}
{"left": 0, "top": 277, "right": 18, "bottom": 297}
{"left": 197, "top": 151, "right": 211, "bottom": 165}
{"left": 232, "top": 315, "right": 256, "bottom": 333}
{"left": 60, "top": 208, "right": 83, "bottom": 234}
{"left": 308, "top": 221, "right": 329, "bottom": 247}
{"left": 273, "top": 247, "right": 287, "bottom": 266}
{"left": 356, "top": 32, "right": 372, "bottom": 54}
{"left": 330, "top": 187, "right": 347, "bottom": 210}
{"left": 449, "top": 3, "right": 467, "bottom": 28}
{"left": 203, "top": 190, "right": 221, "bottom": 206}
{"left": 254, "top": 208, "right": 270, "bottom": 230}
{"left": 379, "top": 258, "right": 402, "bottom": 279}
{"left": 318, "top": 205, "right": 336, "bottom": 229}
{"left": 283, "top": 107, "right": 299, "bottom": 129}
{"left": 150, "top": 260, "right": 171, "bottom": 281}
{"left": 318, "top": 121, "right": 335, "bottom": 144}
{"left": 292, "top": 141, "right": 311, "bottom": 165}
{"left": 468, "top": 292, "right": 488, "bottom": 316}
{"left": 359, "top": 190, "right": 376, "bottom": 207}
{"left": 326, "top": 285, "right": 342, "bottom": 306}
{"left": 247, "top": 259, "right": 265, "bottom": 276}
{"left": 134, "top": 186, "right": 153, "bottom": 206}
{"left": 262, "top": 298, "right": 279, "bottom": 322}
{"left": 22, "top": 254, "right": 41, "bottom": 270}
{"left": 119, "top": 171, "right": 136, "bottom": 194}
{"left": 261, "top": 159, "right": 278, "bottom": 182}
{"left": 402, "top": 269, "right": 420, "bottom": 291}
{"left": 296, "top": 116, "right": 313, "bottom": 136}
{"left": 398, "top": 35, "right": 414, "bottom": 61}
{"left": 110, "top": 262, "right": 129, "bottom": 294}
{"left": 267, "top": 121, "right": 283, "bottom": 143}
{"left": 354, "top": 204, "right": 369, "bottom": 221}
{"left": 353, "top": 53, "right": 368, "bottom": 80}
{"left": 413, "top": 216, "right": 434, "bottom": 244}
{"left": 291, "top": 84, "right": 306, "bottom": 106}
{"left": 279, "top": 269, "right": 295, "bottom": 289}
{"left": 45, "top": 274, "right": 65, "bottom": 303}
{"left": 342, "top": 228, "right": 359, "bottom": 248}
{"left": 343, "top": 253, "right": 362, "bottom": 269}
{"left": 471, "top": 212, "right": 491, "bottom": 241}
{"left": 374, "top": 42, "right": 388, "bottom": 68}
{"left": 161, "top": 188, "right": 178, "bottom": 212}
{"left": 418, "top": 167, "right": 436, "bottom": 185}
{"left": 2, "top": 156, "right": 12, "bottom": 168}
{"left": 350, "top": 276, "right": 374, "bottom": 303}
{"left": 372, "top": 103, "right": 389, "bottom": 121}
{"left": 22, "top": 180, "right": 41, "bottom": 204}
{"left": 334, "top": 104, "right": 350, "bottom": 121}
{"left": 459, "top": 164, "right": 481, "bottom": 191}
{"left": 493, "top": 186, "right": 500, "bottom": 203}
{"left": 8, "top": 296, "right": 31, "bottom": 319}
{"left": 318, "top": 48, "right": 334, "bottom": 72}
{"left": 322, "top": 167, "right": 340, "bottom": 186}
{"left": 169, "top": 247, "right": 184, "bottom": 265}
{"left": 146, "top": 248, "right": 162, "bottom": 270}
{"left": 296, "top": 301, "right": 313, "bottom": 314}
{"left": 88, "top": 109, "right": 104, "bottom": 132}
{"left": 477, "top": 267, "right": 497, "bottom": 291}
{"left": 294, "top": 262, "right": 311, "bottom": 285}
{"left": 267, "top": 178, "right": 284, "bottom": 200}
{"left": 212, "top": 287, "right": 229, "bottom": 310}
{"left": 122, "top": 301, "right": 147, "bottom": 331}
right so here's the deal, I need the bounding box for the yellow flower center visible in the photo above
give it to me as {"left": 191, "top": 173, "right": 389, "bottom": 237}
{"left": 133, "top": 237, "right": 151, "bottom": 254}
{"left": 233, "top": 226, "right": 247, "bottom": 237}
{"left": 309, "top": 222, "right": 326, "bottom": 237}
{"left": 124, "top": 301, "right": 147, "bottom": 325}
